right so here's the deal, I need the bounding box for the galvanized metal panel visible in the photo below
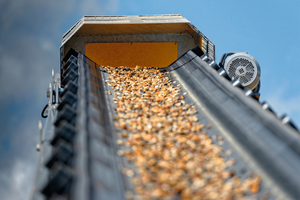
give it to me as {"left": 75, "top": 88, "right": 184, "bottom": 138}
{"left": 60, "top": 15, "right": 215, "bottom": 67}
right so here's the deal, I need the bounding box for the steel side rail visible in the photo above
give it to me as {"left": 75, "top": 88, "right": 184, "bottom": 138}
{"left": 161, "top": 50, "right": 300, "bottom": 199}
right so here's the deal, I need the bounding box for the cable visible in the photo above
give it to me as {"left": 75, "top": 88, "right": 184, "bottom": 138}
{"left": 41, "top": 104, "right": 49, "bottom": 118}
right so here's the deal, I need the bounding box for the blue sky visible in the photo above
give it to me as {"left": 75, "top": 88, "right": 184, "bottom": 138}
{"left": 0, "top": 0, "right": 299, "bottom": 199}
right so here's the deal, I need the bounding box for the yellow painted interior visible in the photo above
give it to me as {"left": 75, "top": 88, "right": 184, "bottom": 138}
{"left": 85, "top": 42, "right": 178, "bottom": 68}
{"left": 200, "top": 37, "right": 204, "bottom": 53}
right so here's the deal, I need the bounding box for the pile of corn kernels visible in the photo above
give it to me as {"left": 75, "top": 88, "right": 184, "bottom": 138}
{"left": 104, "top": 66, "right": 261, "bottom": 200}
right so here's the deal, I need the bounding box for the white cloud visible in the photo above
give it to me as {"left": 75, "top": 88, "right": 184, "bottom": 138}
{"left": 13, "top": 160, "right": 33, "bottom": 197}
{"left": 0, "top": 1, "right": 121, "bottom": 199}
{"left": 0, "top": 1, "right": 71, "bottom": 199}
{"left": 0, "top": 114, "right": 38, "bottom": 200}
{"left": 0, "top": 159, "right": 37, "bottom": 200}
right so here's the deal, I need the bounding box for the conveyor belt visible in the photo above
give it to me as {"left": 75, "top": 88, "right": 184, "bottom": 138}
{"left": 31, "top": 48, "right": 300, "bottom": 200}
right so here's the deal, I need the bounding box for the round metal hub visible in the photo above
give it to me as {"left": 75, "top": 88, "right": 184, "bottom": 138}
{"left": 236, "top": 66, "right": 246, "bottom": 76}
